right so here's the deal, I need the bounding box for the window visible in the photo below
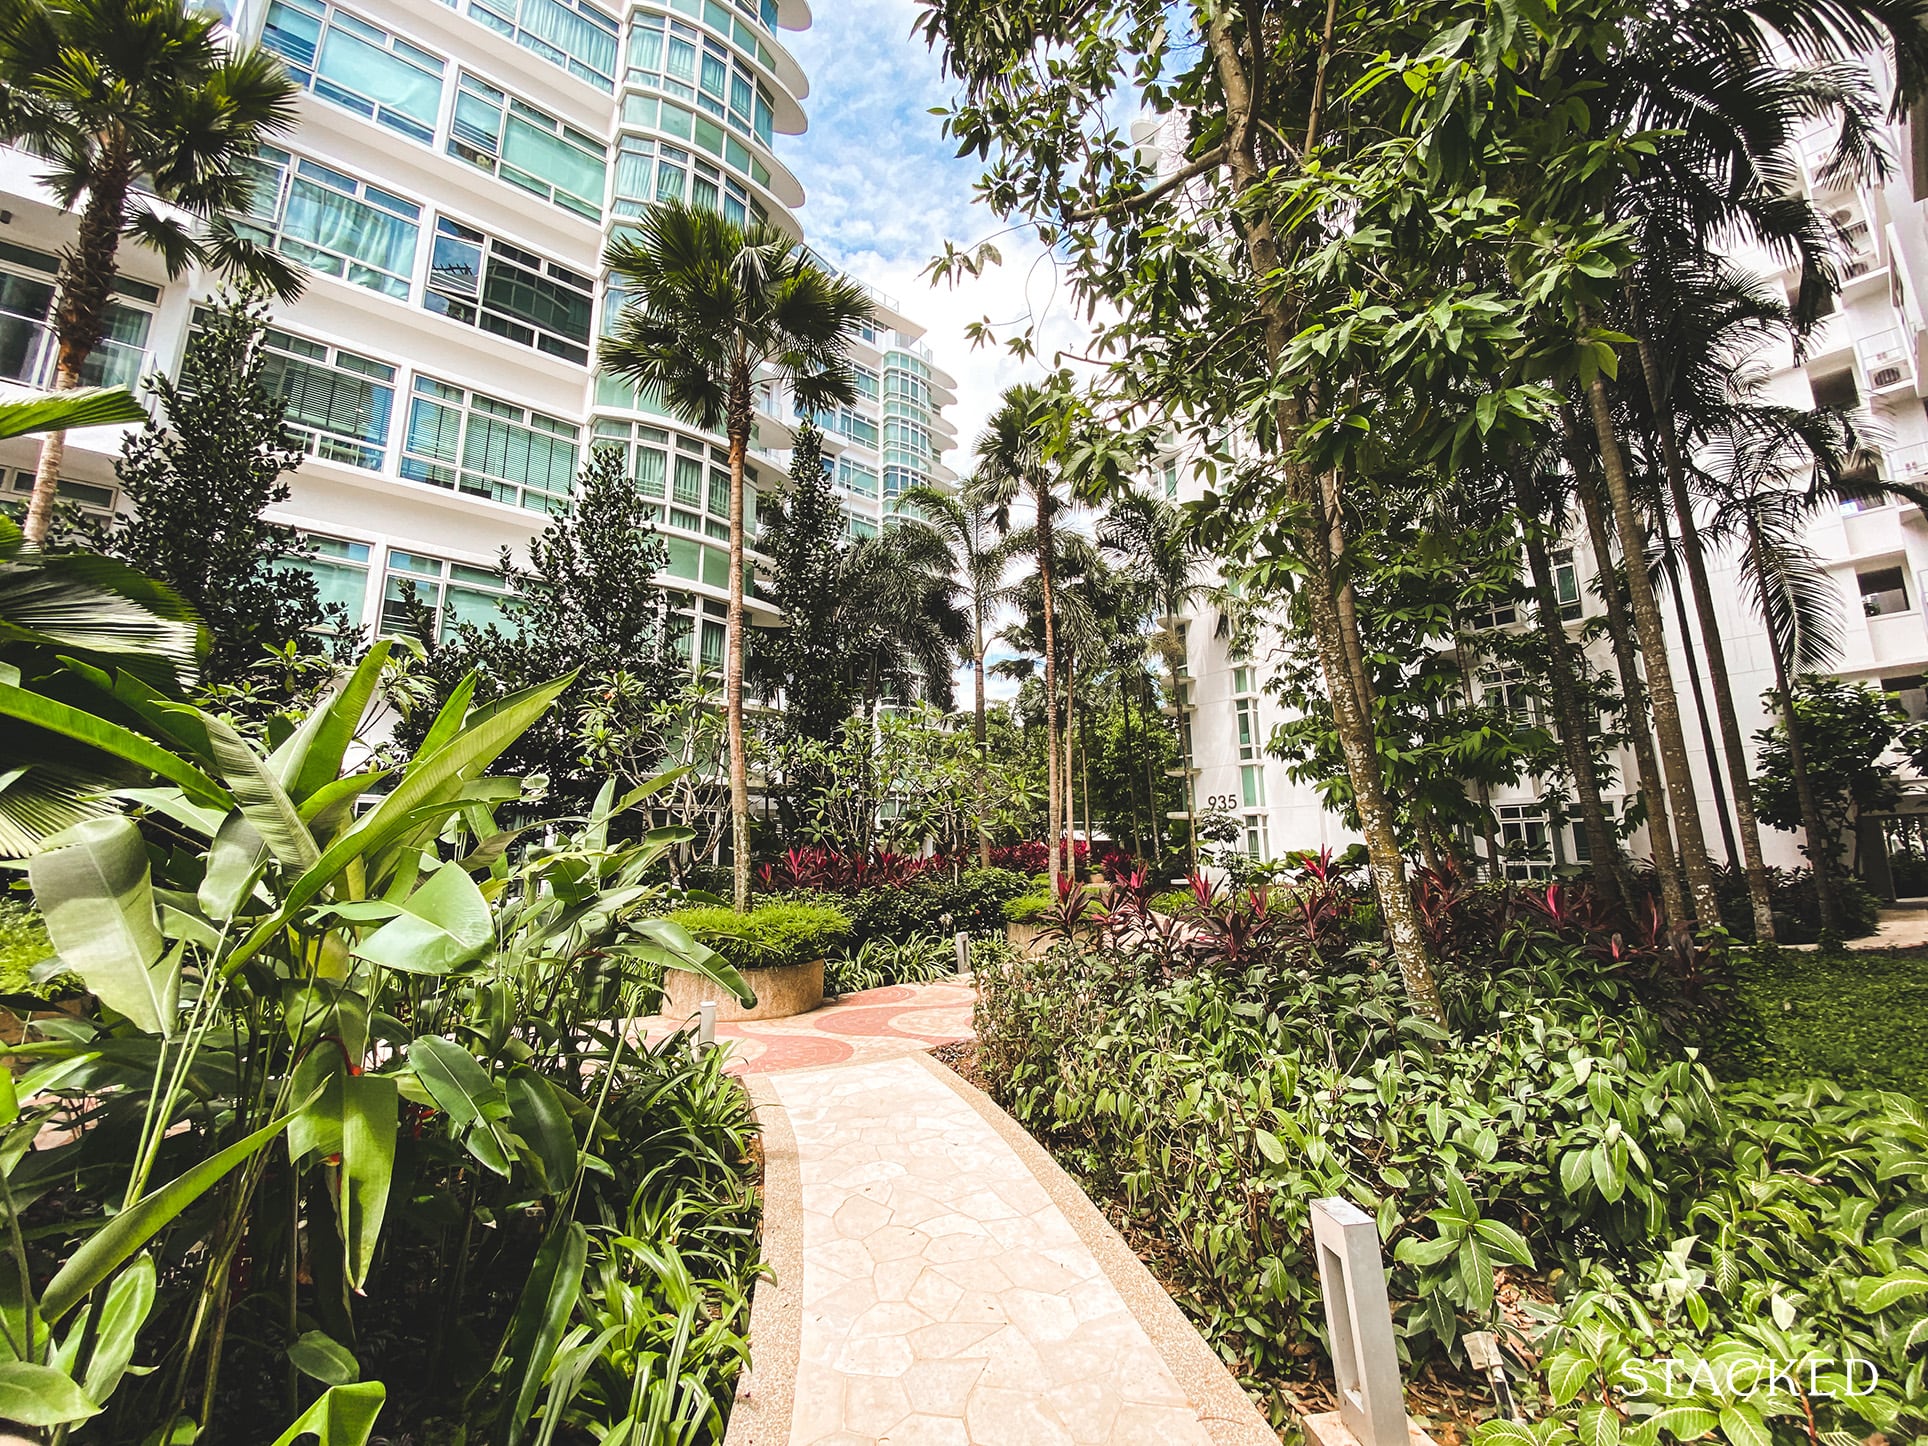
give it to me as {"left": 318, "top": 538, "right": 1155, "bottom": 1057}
{"left": 237, "top": 147, "right": 419, "bottom": 298}
{"left": 258, "top": 328, "right": 395, "bottom": 470}
{"left": 592, "top": 418, "right": 671, "bottom": 510}
{"left": 613, "top": 136, "right": 751, "bottom": 225}
{"left": 1469, "top": 599, "right": 1519, "bottom": 631}
{"left": 1551, "top": 546, "right": 1582, "bottom": 621}
{"left": 4, "top": 468, "right": 119, "bottom": 519}
{"left": 884, "top": 364, "right": 930, "bottom": 408}
{"left": 0, "top": 241, "right": 155, "bottom": 390}
{"left": 1482, "top": 668, "right": 1537, "bottom": 725}
{"left": 449, "top": 73, "right": 608, "bottom": 220}
{"left": 1496, "top": 803, "right": 1552, "bottom": 880}
{"left": 424, "top": 218, "right": 594, "bottom": 364}
{"left": 402, "top": 377, "right": 579, "bottom": 513}
{"left": 1162, "top": 460, "right": 1178, "bottom": 498}
{"left": 1243, "top": 813, "right": 1269, "bottom": 860}
{"left": 843, "top": 510, "right": 878, "bottom": 541}
{"left": 382, "top": 551, "right": 513, "bottom": 640}
{"left": 443, "top": 0, "right": 620, "bottom": 91}
{"left": 853, "top": 365, "right": 879, "bottom": 401}
{"left": 262, "top": 0, "right": 445, "bottom": 144}
{"left": 1859, "top": 565, "right": 1911, "bottom": 616}
{"left": 836, "top": 455, "right": 879, "bottom": 497}
{"left": 277, "top": 535, "right": 371, "bottom": 628}
{"left": 625, "top": 8, "right": 776, "bottom": 145}
{"left": 883, "top": 465, "right": 925, "bottom": 500}
{"left": 619, "top": 94, "right": 774, "bottom": 208}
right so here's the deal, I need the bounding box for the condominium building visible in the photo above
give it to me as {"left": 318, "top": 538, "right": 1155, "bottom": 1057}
{"left": 1168, "top": 91, "right": 1928, "bottom": 882}
{"left": 0, "top": 0, "right": 956, "bottom": 676}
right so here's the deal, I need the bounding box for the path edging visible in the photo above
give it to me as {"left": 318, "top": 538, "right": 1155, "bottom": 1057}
{"left": 910, "top": 1050, "right": 1282, "bottom": 1446}
{"left": 724, "top": 1073, "right": 803, "bottom": 1446}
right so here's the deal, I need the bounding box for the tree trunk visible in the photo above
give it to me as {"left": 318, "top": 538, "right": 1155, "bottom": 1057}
{"left": 1203, "top": 10, "right": 1442, "bottom": 1024}
{"left": 1038, "top": 496, "right": 1063, "bottom": 895}
{"left": 1508, "top": 464, "right": 1628, "bottom": 905}
{"left": 1454, "top": 628, "right": 1502, "bottom": 880}
{"left": 1563, "top": 410, "right": 1688, "bottom": 924}
{"left": 1064, "top": 652, "right": 1078, "bottom": 879}
{"left": 1142, "top": 673, "right": 1165, "bottom": 863}
{"left": 1638, "top": 336, "right": 1777, "bottom": 941}
{"left": 1747, "top": 516, "right": 1840, "bottom": 934}
{"left": 25, "top": 152, "right": 133, "bottom": 545}
{"left": 974, "top": 611, "right": 991, "bottom": 868}
{"left": 726, "top": 361, "right": 754, "bottom": 912}
{"left": 1583, "top": 375, "right": 1722, "bottom": 927}
{"left": 1659, "top": 522, "right": 1741, "bottom": 871}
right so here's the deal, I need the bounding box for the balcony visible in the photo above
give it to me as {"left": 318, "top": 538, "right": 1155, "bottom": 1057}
{"left": 1856, "top": 326, "right": 1916, "bottom": 395}
{"left": 1882, "top": 441, "right": 1928, "bottom": 486}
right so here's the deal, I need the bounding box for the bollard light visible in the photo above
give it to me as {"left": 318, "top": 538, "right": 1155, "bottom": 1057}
{"left": 954, "top": 930, "right": 969, "bottom": 977}
{"left": 697, "top": 999, "right": 716, "bottom": 1049}
{"left": 1309, "top": 1196, "right": 1409, "bottom": 1446}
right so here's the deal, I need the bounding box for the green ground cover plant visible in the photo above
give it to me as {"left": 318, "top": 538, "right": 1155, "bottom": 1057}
{"left": 666, "top": 900, "right": 853, "bottom": 971}
{"left": 1714, "top": 946, "right": 1928, "bottom": 1097}
{"left": 0, "top": 896, "right": 51, "bottom": 1000}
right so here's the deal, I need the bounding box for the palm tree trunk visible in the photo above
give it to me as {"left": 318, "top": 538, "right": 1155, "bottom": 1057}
{"left": 1122, "top": 674, "right": 1144, "bottom": 856}
{"left": 726, "top": 362, "right": 754, "bottom": 912}
{"left": 1508, "top": 465, "right": 1629, "bottom": 905}
{"left": 1037, "top": 497, "right": 1063, "bottom": 895}
{"left": 1142, "top": 674, "right": 1165, "bottom": 863}
{"left": 1582, "top": 376, "right": 1722, "bottom": 928}
{"left": 25, "top": 155, "right": 132, "bottom": 545}
{"left": 1638, "top": 340, "right": 1777, "bottom": 941}
{"left": 974, "top": 613, "right": 991, "bottom": 868}
{"left": 1063, "top": 652, "right": 1078, "bottom": 879}
{"left": 1746, "top": 517, "right": 1840, "bottom": 934}
{"left": 1563, "top": 410, "right": 1688, "bottom": 924}
{"left": 1202, "top": 9, "right": 1442, "bottom": 1024}
{"left": 1659, "top": 528, "right": 1741, "bottom": 871}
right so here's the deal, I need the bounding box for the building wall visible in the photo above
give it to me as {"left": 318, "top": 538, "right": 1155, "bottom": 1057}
{"left": 0, "top": 0, "right": 955, "bottom": 671}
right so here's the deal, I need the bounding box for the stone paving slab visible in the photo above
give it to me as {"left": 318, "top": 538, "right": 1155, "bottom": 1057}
{"left": 642, "top": 979, "right": 978, "bottom": 1075}
{"left": 736, "top": 1051, "right": 1280, "bottom": 1446}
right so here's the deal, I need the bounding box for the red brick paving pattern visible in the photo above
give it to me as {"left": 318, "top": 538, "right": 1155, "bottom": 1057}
{"left": 638, "top": 977, "right": 977, "bottom": 1076}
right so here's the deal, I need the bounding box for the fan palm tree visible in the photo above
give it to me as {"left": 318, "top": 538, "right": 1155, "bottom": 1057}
{"left": 601, "top": 202, "right": 874, "bottom": 909}
{"left": 969, "top": 384, "right": 1077, "bottom": 891}
{"left": 838, "top": 519, "right": 969, "bottom": 718}
{"left": 899, "top": 482, "right": 1014, "bottom": 864}
{"left": 0, "top": 0, "right": 305, "bottom": 544}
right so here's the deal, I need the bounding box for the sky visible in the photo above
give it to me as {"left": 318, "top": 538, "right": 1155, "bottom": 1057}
{"left": 781, "top": 0, "right": 1092, "bottom": 702}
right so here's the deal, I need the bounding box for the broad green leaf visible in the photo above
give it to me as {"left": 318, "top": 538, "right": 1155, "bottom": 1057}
{"left": 1576, "top": 1405, "right": 1620, "bottom": 1446}
{"left": 203, "top": 715, "right": 320, "bottom": 870}
{"left": 81, "top": 1252, "right": 156, "bottom": 1405}
{"left": 0, "top": 684, "right": 228, "bottom": 807}
{"left": 0, "top": 1361, "right": 100, "bottom": 1425}
{"left": 416, "top": 672, "right": 478, "bottom": 762}
{"left": 0, "top": 385, "right": 147, "bottom": 439}
{"left": 1474, "top": 1423, "right": 1536, "bottom": 1446}
{"left": 198, "top": 811, "right": 268, "bottom": 922}
{"left": 502, "top": 1222, "right": 588, "bottom": 1432}
{"left": 290, "top": 640, "right": 395, "bottom": 803}
{"left": 1546, "top": 1348, "right": 1593, "bottom": 1406}
{"left": 1253, "top": 1128, "right": 1287, "bottom": 1165}
{"left": 1857, "top": 1266, "right": 1928, "bottom": 1312}
{"left": 267, "top": 1381, "right": 386, "bottom": 1446}
{"left": 409, "top": 1036, "right": 513, "bottom": 1177}
{"left": 41, "top": 1110, "right": 298, "bottom": 1322}
{"left": 28, "top": 817, "right": 174, "bottom": 1035}
{"left": 1718, "top": 1405, "right": 1771, "bottom": 1446}
{"left": 1647, "top": 1404, "right": 1718, "bottom": 1440}
{"left": 1472, "top": 1217, "right": 1536, "bottom": 1268}
{"left": 288, "top": 1330, "right": 360, "bottom": 1387}
{"left": 340, "top": 1074, "right": 396, "bottom": 1290}
{"left": 628, "top": 917, "right": 755, "bottom": 1007}
{"left": 351, "top": 861, "right": 492, "bottom": 976}
{"left": 506, "top": 1068, "right": 577, "bottom": 1194}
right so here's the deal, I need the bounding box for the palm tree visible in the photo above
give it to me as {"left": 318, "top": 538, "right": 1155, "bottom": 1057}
{"left": 900, "top": 482, "right": 1014, "bottom": 865}
{"left": 970, "top": 384, "right": 1076, "bottom": 893}
{"left": 601, "top": 202, "right": 874, "bottom": 910}
{"left": 0, "top": 0, "right": 304, "bottom": 544}
{"left": 838, "top": 519, "right": 969, "bottom": 718}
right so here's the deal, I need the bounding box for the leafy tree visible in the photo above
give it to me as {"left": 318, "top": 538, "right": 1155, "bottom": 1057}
{"left": 1754, "top": 677, "right": 1919, "bottom": 879}
{"left": 756, "top": 418, "right": 852, "bottom": 743}
{"left": 0, "top": 0, "right": 303, "bottom": 543}
{"left": 105, "top": 288, "right": 338, "bottom": 687}
{"left": 600, "top": 200, "right": 875, "bottom": 910}
{"left": 408, "top": 445, "right": 682, "bottom": 811}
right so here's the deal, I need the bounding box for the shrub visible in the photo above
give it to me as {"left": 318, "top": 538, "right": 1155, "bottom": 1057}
{"left": 825, "top": 934, "right": 956, "bottom": 995}
{"left": 667, "top": 900, "right": 852, "bottom": 970}
{"left": 1147, "top": 889, "right": 1195, "bottom": 916}
{"left": 1710, "top": 863, "right": 1879, "bottom": 942}
{"left": 1003, "top": 890, "right": 1053, "bottom": 923}
{"left": 835, "top": 867, "right": 1033, "bottom": 943}
{"left": 0, "top": 897, "right": 52, "bottom": 1001}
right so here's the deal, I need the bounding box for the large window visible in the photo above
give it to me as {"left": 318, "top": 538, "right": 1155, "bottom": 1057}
{"left": 262, "top": 0, "right": 445, "bottom": 144}
{"left": 382, "top": 551, "right": 513, "bottom": 640}
{"left": 402, "top": 377, "right": 579, "bottom": 513}
{"left": 836, "top": 455, "right": 879, "bottom": 497}
{"left": 0, "top": 241, "right": 155, "bottom": 390}
{"left": 278, "top": 535, "right": 372, "bottom": 629}
{"left": 425, "top": 218, "right": 594, "bottom": 364}
{"left": 449, "top": 73, "right": 608, "bottom": 220}
{"left": 442, "top": 0, "right": 620, "bottom": 91}
{"left": 1496, "top": 803, "right": 1553, "bottom": 880}
{"left": 590, "top": 418, "right": 671, "bottom": 517}
{"left": 237, "top": 147, "right": 420, "bottom": 298}
{"left": 258, "top": 328, "right": 395, "bottom": 470}
{"left": 625, "top": 10, "right": 775, "bottom": 146}
{"left": 1551, "top": 545, "right": 1583, "bottom": 621}
{"left": 1859, "top": 565, "right": 1912, "bottom": 617}
{"left": 613, "top": 136, "right": 751, "bottom": 225}
{"left": 619, "top": 94, "right": 773, "bottom": 209}
{"left": 4, "top": 467, "right": 119, "bottom": 520}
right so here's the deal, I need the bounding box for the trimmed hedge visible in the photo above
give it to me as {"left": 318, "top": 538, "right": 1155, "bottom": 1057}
{"left": 1002, "top": 891, "right": 1052, "bottom": 923}
{"left": 833, "top": 867, "right": 1033, "bottom": 943}
{"left": 666, "top": 900, "right": 852, "bottom": 971}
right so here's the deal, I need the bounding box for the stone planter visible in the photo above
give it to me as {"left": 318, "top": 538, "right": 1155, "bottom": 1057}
{"left": 1005, "top": 921, "right": 1049, "bottom": 956}
{"left": 662, "top": 958, "right": 823, "bottom": 1023}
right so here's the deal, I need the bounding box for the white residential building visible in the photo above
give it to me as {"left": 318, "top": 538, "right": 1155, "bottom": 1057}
{"left": 0, "top": 0, "right": 956, "bottom": 675}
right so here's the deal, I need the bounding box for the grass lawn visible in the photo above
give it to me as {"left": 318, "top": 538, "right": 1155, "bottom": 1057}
{"left": 1719, "top": 945, "right": 1928, "bottom": 1096}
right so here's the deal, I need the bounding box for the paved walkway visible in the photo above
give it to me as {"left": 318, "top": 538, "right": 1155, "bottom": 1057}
{"left": 1788, "top": 904, "right": 1928, "bottom": 951}
{"left": 646, "top": 979, "right": 978, "bottom": 1075}
{"left": 715, "top": 981, "right": 1278, "bottom": 1446}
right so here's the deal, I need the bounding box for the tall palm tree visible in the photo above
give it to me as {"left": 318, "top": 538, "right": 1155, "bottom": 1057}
{"left": 602, "top": 202, "right": 874, "bottom": 909}
{"left": 900, "top": 481, "right": 1014, "bottom": 864}
{"left": 838, "top": 519, "right": 969, "bottom": 718}
{"left": 0, "top": 0, "right": 304, "bottom": 544}
{"left": 970, "top": 384, "right": 1076, "bottom": 892}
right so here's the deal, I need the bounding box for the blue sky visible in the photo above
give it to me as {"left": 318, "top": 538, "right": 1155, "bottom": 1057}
{"left": 784, "top": 0, "right": 1090, "bottom": 701}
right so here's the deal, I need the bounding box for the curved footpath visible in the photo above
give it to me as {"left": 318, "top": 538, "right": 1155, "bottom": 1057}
{"left": 691, "top": 979, "right": 1281, "bottom": 1446}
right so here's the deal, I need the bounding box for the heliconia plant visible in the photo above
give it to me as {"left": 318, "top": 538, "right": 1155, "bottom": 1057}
{"left": 0, "top": 639, "right": 751, "bottom": 1441}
